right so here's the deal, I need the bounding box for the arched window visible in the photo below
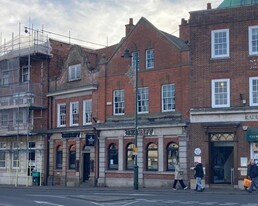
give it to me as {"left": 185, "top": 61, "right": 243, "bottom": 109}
{"left": 69, "top": 145, "right": 76, "bottom": 169}
{"left": 146, "top": 143, "right": 158, "bottom": 171}
{"left": 108, "top": 143, "right": 118, "bottom": 170}
{"left": 167, "top": 142, "right": 179, "bottom": 171}
{"left": 126, "top": 143, "right": 135, "bottom": 170}
{"left": 56, "top": 145, "right": 63, "bottom": 169}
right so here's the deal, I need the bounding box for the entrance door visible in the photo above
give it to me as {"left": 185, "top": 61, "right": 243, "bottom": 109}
{"left": 83, "top": 153, "right": 90, "bottom": 182}
{"left": 211, "top": 142, "right": 234, "bottom": 184}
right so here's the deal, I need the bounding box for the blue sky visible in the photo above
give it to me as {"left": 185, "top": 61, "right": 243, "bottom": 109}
{"left": 0, "top": 0, "right": 221, "bottom": 49}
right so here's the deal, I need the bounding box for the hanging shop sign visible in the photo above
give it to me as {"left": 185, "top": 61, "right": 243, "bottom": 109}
{"left": 86, "top": 134, "right": 96, "bottom": 146}
{"left": 246, "top": 127, "right": 258, "bottom": 142}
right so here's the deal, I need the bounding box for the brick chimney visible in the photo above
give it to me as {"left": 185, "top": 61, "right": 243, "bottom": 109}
{"left": 207, "top": 3, "right": 212, "bottom": 9}
{"left": 125, "top": 18, "right": 135, "bottom": 36}
{"left": 179, "top": 18, "right": 190, "bottom": 42}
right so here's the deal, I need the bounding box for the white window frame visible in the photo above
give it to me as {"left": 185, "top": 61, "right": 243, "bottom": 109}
{"left": 0, "top": 142, "right": 6, "bottom": 168}
{"left": 83, "top": 100, "right": 92, "bottom": 125}
{"left": 113, "top": 90, "right": 125, "bottom": 115}
{"left": 68, "top": 64, "right": 81, "bottom": 81}
{"left": 138, "top": 87, "right": 149, "bottom": 114}
{"left": 211, "top": 29, "right": 230, "bottom": 58}
{"left": 162, "top": 84, "right": 175, "bottom": 112}
{"left": 146, "top": 49, "right": 154, "bottom": 69}
{"left": 70, "top": 102, "right": 79, "bottom": 126}
{"left": 132, "top": 51, "right": 139, "bottom": 71}
{"left": 249, "top": 77, "right": 258, "bottom": 106}
{"left": 12, "top": 142, "right": 20, "bottom": 168}
{"left": 212, "top": 79, "right": 230, "bottom": 108}
{"left": 57, "top": 103, "right": 66, "bottom": 127}
{"left": 249, "top": 25, "right": 258, "bottom": 56}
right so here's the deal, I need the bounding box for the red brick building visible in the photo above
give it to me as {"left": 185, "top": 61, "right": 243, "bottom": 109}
{"left": 96, "top": 17, "right": 190, "bottom": 187}
{"left": 180, "top": 1, "right": 258, "bottom": 188}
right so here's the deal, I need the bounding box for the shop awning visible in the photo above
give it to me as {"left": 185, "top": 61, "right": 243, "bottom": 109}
{"left": 246, "top": 127, "right": 258, "bottom": 141}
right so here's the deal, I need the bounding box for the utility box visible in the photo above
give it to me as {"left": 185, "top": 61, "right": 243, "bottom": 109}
{"left": 32, "top": 171, "right": 40, "bottom": 186}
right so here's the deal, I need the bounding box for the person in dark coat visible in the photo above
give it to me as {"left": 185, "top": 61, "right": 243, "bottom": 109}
{"left": 194, "top": 161, "right": 205, "bottom": 192}
{"left": 247, "top": 160, "right": 258, "bottom": 193}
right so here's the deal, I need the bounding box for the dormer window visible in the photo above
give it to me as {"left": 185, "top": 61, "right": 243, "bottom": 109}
{"left": 68, "top": 64, "right": 81, "bottom": 81}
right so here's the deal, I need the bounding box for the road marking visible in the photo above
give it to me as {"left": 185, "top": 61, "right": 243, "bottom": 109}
{"left": 34, "top": 201, "right": 64, "bottom": 206}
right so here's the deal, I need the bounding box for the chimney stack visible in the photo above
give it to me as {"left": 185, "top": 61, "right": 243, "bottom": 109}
{"left": 207, "top": 3, "right": 212, "bottom": 9}
{"left": 125, "top": 18, "right": 135, "bottom": 36}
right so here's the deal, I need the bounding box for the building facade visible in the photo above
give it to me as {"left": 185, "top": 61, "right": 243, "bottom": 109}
{"left": 0, "top": 31, "right": 51, "bottom": 186}
{"left": 47, "top": 41, "right": 108, "bottom": 187}
{"left": 96, "top": 18, "right": 190, "bottom": 188}
{"left": 180, "top": 1, "right": 258, "bottom": 189}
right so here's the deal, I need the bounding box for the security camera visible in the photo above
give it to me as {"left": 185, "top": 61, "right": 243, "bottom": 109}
{"left": 24, "top": 27, "right": 28, "bottom": 33}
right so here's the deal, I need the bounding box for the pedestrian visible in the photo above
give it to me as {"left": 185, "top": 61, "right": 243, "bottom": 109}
{"left": 247, "top": 160, "right": 258, "bottom": 193}
{"left": 194, "top": 161, "right": 205, "bottom": 192}
{"left": 172, "top": 161, "right": 188, "bottom": 190}
{"left": 245, "top": 159, "right": 254, "bottom": 190}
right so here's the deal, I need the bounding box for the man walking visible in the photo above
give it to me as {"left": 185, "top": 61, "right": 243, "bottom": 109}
{"left": 247, "top": 160, "right": 258, "bottom": 193}
{"left": 194, "top": 161, "right": 205, "bottom": 192}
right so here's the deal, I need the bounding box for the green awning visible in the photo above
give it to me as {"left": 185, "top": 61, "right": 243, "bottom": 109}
{"left": 246, "top": 128, "right": 258, "bottom": 141}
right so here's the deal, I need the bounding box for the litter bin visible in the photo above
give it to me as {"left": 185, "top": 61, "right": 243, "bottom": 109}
{"left": 32, "top": 171, "right": 40, "bottom": 186}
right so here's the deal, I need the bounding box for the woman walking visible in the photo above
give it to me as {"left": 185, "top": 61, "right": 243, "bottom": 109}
{"left": 172, "top": 161, "right": 188, "bottom": 190}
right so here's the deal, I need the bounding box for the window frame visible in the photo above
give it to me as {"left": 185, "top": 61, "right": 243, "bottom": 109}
{"left": 0, "top": 142, "right": 6, "bottom": 168}
{"left": 249, "top": 25, "right": 258, "bottom": 56}
{"left": 146, "top": 49, "right": 154, "bottom": 69}
{"left": 162, "top": 84, "right": 175, "bottom": 112}
{"left": 57, "top": 103, "right": 66, "bottom": 127}
{"left": 56, "top": 145, "right": 63, "bottom": 170}
{"left": 249, "top": 77, "right": 258, "bottom": 106}
{"left": 83, "top": 100, "right": 92, "bottom": 125}
{"left": 212, "top": 79, "right": 230, "bottom": 108}
{"left": 167, "top": 142, "right": 179, "bottom": 171}
{"left": 211, "top": 29, "right": 230, "bottom": 59}
{"left": 138, "top": 87, "right": 149, "bottom": 114}
{"left": 113, "top": 90, "right": 125, "bottom": 115}
{"left": 2, "top": 71, "right": 9, "bottom": 86}
{"left": 22, "top": 66, "right": 30, "bottom": 82}
{"left": 146, "top": 143, "right": 158, "bottom": 171}
{"left": 131, "top": 51, "right": 139, "bottom": 71}
{"left": 126, "top": 143, "right": 135, "bottom": 170}
{"left": 12, "top": 142, "right": 20, "bottom": 168}
{"left": 68, "top": 64, "right": 81, "bottom": 81}
{"left": 70, "top": 102, "right": 79, "bottom": 126}
{"left": 108, "top": 143, "right": 118, "bottom": 170}
{"left": 69, "top": 145, "right": 76, "bottom": 170}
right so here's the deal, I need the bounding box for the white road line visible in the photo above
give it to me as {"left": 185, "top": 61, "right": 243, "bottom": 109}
{"left": 34, "top": 201, "right": 64, "bottom": 206}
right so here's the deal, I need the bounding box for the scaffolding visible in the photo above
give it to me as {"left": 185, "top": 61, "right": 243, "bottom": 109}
{"left": 0, "top": 31, "right": 52, "bottom": 136}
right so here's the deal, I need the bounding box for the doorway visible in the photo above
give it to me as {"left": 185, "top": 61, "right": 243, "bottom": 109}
{"left": 83, "top": 153, "right": 90, "bottom": 182}
{"left": 210, "top": 142, "right": 234, "bottom": 184}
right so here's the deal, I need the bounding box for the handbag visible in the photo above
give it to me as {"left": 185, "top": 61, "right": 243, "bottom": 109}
{"left": 244, "top": 178, "right": 252, "bottom": 187}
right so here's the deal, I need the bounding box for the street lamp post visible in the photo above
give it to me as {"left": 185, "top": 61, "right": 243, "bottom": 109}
{"left": 122, "top": 49, "right": 139, "bottom": 190}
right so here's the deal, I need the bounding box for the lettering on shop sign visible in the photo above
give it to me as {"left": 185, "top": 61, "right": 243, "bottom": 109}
{"left": 124, "top": 128, "right": 154, "bottom": 136}
{"left": 245, "top": 114, "right": 258, "bottom": 121}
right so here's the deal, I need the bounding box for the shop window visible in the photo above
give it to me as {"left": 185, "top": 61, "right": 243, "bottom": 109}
{"left": 146, "top": 143, "right": 158, "bottom": 171}
{"left": 69, "top": 145, "right": 76, "bottom": 169}
{"left": 56, "top": 145, "right": 63, "bottom": 169}
{"left": 126, "top": 143, "right": 134, "bottom": 170}
{"left": 108, "top": 143, "right": 118, "bottom": 170}
{"left": 167, "top": 142, "right": 179, "bottom": 171}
